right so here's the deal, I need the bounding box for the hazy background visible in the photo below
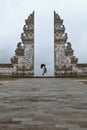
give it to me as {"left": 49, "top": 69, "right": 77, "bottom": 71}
{"left": 0, "top": 0, "right": 87, "bottom": 75}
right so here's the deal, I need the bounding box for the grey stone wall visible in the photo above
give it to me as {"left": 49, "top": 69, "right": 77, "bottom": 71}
{"left": 0, "top": 64, "right": 13, "bottom": 76}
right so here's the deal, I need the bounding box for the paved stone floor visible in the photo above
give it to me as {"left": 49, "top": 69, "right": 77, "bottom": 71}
{"left": 0, "top": 78, "right": 87, "bottom": 130}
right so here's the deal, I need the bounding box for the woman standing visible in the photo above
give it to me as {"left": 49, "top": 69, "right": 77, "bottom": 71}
{"left": 40, "top": 64, "right": 47, "bottom": 76}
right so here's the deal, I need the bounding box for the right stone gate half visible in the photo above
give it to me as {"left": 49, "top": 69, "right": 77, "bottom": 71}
{"left": 54, "top": 11, "right": 78, "bottom": 77}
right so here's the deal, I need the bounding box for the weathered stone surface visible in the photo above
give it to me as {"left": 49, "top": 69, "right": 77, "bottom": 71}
{"left": 11, "top": 11, "right": 34, "bottom": 76}
{"left": 15, "top": 42, "right": 24, "bottom": 56}
{"left": 54, "top": 11, "right": 78, "bottom": 76}
{"left": 0, "top": 78, "right": 87, "bottom": 129}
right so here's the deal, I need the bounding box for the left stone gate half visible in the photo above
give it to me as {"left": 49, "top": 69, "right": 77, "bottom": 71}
{"left": 11, "top": 11, "right": 34, "bottom": 76}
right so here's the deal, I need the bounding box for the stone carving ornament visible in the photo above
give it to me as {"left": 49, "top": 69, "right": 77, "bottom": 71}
{"left": 17, "top": 45, "right": 33, "bottom": 70}
{"left": 55, "top": 45, "right": 71, "bottom": 69}
{"left": 11, "top": 11, "right": 34, "bottom": 75}
{"left": 54, "top": 11, "right": 78, "bottom": 74}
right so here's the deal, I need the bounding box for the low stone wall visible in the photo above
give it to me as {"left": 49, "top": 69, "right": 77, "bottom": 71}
{"left": 0, "top": 63, "right": 87, "bottom": 77}
{"left": 0, "top": 64, "right": 13, "bottom": 76}
{"left": 77, "top": 64, "right": 87, "bottom": 77}
{"left": 54, "top": 64, "right": 87, "bottom": 77}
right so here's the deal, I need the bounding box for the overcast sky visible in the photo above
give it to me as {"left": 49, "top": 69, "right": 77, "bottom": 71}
{"left": 0, "top": 0, "right": 87, "bottom": 75}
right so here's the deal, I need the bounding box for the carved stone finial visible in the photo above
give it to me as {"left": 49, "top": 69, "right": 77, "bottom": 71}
{"left": 11, "top": 56, "right": 18, "bottom": 64}
{"left": 71, "top": 56, "right": 78, "bottom": 64}
{"left": 65, "top": 42, "right": 73, "bottom": 56}
{"left": 15, "top": 42, "right": 24, "bottom": 56}
{"left": 25, "top": 11, "right": 34, "bottom": 25}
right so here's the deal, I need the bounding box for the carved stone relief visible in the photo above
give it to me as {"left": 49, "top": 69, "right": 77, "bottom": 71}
{"left": 54, "top": 11, "right": 78, "bottom": 75}
{"left": 11, "top": 11, "right": 34, "bottom": 75}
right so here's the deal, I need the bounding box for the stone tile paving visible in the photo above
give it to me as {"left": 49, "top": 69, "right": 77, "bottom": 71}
{"left": 0, "top": 78, "right": 87, "bottom": 130}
